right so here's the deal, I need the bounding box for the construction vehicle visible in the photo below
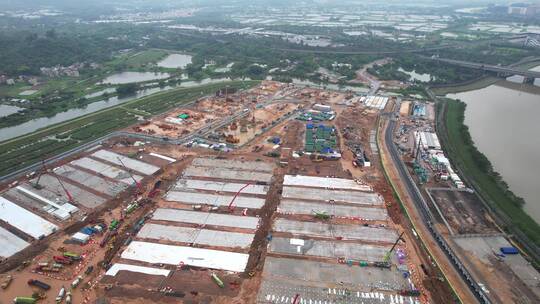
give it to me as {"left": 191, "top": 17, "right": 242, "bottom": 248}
{"left": 65, "top": 291, "right": 72, "bottom": 304}
{"left": 53, "top": 256, "right": 72, "bottom": 265}
{"left": 63, "top": 252, "right": 81, "bottom": 260}
{"left": 109, "top": 219, "right": 120, "bottom": 231}
{"left": 116, "top": 157, "right": 143, "bottom": 194}
{"left": 71, "top": 276, "right": 82, "bottom": 289}
{"left": 313, "top": 210, "right": 330, "bottom": 220}
{"left": 1, "top": 275, "right": 13, "bottom": 289}
{"left": 56, "top": 286, "right": 65, "bottom": 303}
{"left": 32, "top": 160, "right": 47, "bottom": 190}
{"left": 211, "top": 273, "right": 224, "bottom": 288}
{"left": 383, "top": 231, "right": 405, "bottom": 263}
{"left": 53, "top": 175, "right": 74, "bottom": 203}
{"left": 27, "top": 279, "right": 50, "bottom": 290}
{"left": 228, "top": 183, "right": 252, "bottom": 212}
{"left": 13, "top": 297, "right": 37, "bottom": 304}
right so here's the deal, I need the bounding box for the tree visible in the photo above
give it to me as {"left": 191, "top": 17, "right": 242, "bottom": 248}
{"left": 116, "top": 83, "right": 138, "bottom": 96}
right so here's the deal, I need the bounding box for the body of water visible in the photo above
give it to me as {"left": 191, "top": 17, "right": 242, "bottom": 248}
{"left": 0, "top": 78, "right": 246, "bottom": 142}
{"left": 447, "top": 81, "right": 540, "bottom": 223}
{"left": 102, "top": 72, "right": 170, "bottom": 84}
{"left": 398, "top": 68, "right": 431, "bottom": 82}
{"left": 0, "top": 104, "right": 23, "bottom": 117}
{"left": 157, "top": 53, "right": 193, "bottom": 69}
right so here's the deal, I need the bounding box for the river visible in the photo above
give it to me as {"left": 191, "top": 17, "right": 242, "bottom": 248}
{"left": 446, "top": 78, "right": 540, "bottom": 223}
{"left": 0, "top": 78, "right": 243, "bottom": 142}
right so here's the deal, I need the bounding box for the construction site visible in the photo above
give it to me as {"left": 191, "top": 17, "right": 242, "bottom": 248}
{"left": 391, "top": 99, "right": 540, "bottom": 303}
{"left": 0, "top": 81, "right": 461, "bottom": 304}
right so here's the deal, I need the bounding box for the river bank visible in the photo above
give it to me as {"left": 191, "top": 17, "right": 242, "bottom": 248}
{"left": 436, "top": 99, "right": 540, "bottom": 263}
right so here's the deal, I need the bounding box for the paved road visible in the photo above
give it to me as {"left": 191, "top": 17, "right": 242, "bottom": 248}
{"left": 383, "top": 107, "right": 490, "bottom": 304}
{"left": 427, "top": 57, "right": 540, "bottom": 79}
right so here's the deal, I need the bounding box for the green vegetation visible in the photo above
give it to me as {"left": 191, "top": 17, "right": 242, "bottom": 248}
{"left": 116, "top": 83, "right": 139, "bottom": 96}
{"left": 0, "top": 81, "right": 259, "bottom": 176}
{"left": 441, "top": 99, "right": 540, "bottom": 249}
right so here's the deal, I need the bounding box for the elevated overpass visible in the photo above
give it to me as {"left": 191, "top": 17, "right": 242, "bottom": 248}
{"left": 428, "top": 57, "right": 540, "bottom": 83}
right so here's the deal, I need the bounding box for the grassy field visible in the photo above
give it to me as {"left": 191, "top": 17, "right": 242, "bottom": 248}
{"left": 442, "top": 100, "right": 540, "bottom": 250}
{"left": 0, "top": 80, "right": 259, "bottom": 176}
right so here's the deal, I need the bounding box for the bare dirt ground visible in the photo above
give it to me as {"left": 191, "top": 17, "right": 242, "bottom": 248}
{"left": 1, "top": 82, "right": 459, "bottom": 304}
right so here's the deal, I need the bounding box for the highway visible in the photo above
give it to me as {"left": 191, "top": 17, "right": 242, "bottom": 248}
{"left": 383, "top": 107, "right": 491, "bottom": 304}
{"left": 427, "top": 57, "right": 540, "bottom": 79}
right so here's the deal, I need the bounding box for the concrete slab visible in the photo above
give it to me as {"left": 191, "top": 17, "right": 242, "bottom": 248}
{"left": 138, "top": 223, "right": 254, "bottom": 248}
{"left": 0, "top": 226, "right": 30, "bottom": 258}
{"left": 165, "top": 191, "right": 266, "bottom": 209}
{"left": 278, "top": 199, "right": 388, "bottom": 220}
{"left": 183, "top": 166, "right": 273, "bottom": 183}
{"left": 54, "top": 165, "right": 127, "bottom": 197}
{"left": 174, "top": 179, "right": 269, "bottom": 195}
{"left": 454, "top": 236, "right": 540, "bottom": 297}
{"left": 269, "top": 237, "right": 389, "bottom": 261}
{"left": 152, "top": 208, "right": 259, "bottom": 229}
{"left": 92, "top": 149, "right": 160, "bottom": 175}
{"left": 71, "top": 157, "right": 143, "bottom": 184}
{"left": 284, "top": 175, "right": 372, "bottom": 191}
{"left": 273, "top": 219, "right": 398, "bottom": 243}
{"left": 122, "top": 241, "right": 249, "bottom": 272}
{"left": 257, "top": 280, "right": 414, "bottom": 304}
{"left": 282, "top": 186, "right": 383, "bottom": 206}
{"left": 192, "top": 158, "right": 274, "bottom": 172}
{"left": 263, "top": 257, "right": 409, "bottom": 291}
{"left": 28, "top": 174, "right": 106, "bottom": 209}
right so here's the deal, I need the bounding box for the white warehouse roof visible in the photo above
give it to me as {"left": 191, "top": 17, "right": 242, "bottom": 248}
{"left": 121, "top": 241, "right": 249, "bottom": 272}
{"left": 0, "top": 196, "right": 58, "bottom": 239}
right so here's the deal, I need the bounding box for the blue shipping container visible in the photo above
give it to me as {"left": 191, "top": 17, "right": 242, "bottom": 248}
{"left": 500, "top": 247, "right": 518, "bottom": 254}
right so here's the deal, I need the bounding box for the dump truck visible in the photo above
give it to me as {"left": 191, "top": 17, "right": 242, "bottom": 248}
{"left": 63, "top": 252, "right": 81, "bottom": 260}
{"left": 13, "top": 297, "right": 36, "bottom": 304}
{"left": 56, "top": 286, "right": 65, "bottom": 303}
{"left": 1, "top": 275, "right": 13, "bottom": 289}
{"left": 65, "top": 291, "right": 72, "bottom": 304}
{"left": 211, "top": 273, "right": 224, "bottom": 288}
{"left": 27, "top": 279, "right": 50, "bottom": 290}
{"left": 53, "top": 256, "right": 72, "bottom": 264}
{"left": 109, "top": 219, "right": 120, "bottom": 231}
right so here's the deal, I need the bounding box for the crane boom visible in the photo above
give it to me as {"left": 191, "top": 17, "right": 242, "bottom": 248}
{"left": 116, "top": 157, "right": 142, "bottom": 192}
{"left": 228, "top": 183, "right": 252, "bottom": 211}
{"left": 54, "top": 175, "right": 74, "bottom": 203}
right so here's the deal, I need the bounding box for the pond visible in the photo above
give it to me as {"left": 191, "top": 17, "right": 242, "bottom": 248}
{"left": 398, "top": 68, "right": 432, "bottom": 82}
{"left": 0, "top": 104, "right": 23, "bottom": 118}
{"left": 102, "top": 72, "right": 170, "bottom": 84}
{"left": 157, "top": 54, "right": 193, "bottom": 69}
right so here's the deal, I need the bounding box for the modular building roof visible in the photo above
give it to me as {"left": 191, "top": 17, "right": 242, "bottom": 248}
{"left": 121, "top": 241, "right": 249, "bottom": 272}
{"left": 0, "top": 196, "right": 58, "bottom": 239}
{"left": 0, "top": 226, "right": 30, "bottom": 258}
{"left": 282, "top": 186, "right": 383, "bottom": 205}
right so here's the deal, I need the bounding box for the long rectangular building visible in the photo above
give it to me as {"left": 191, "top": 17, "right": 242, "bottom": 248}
{"left": 121, "top": 241, "right": 249, "bottom": 272}
{"left": 0, "top": 196, "right": 58, "bottom": 239}
{"left": 0, "top": 226, "right": 30, "bottom": 258}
